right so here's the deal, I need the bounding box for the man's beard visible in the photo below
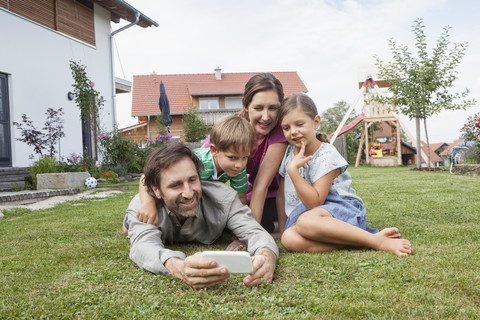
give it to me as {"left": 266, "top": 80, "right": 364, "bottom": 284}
{"left": 163, "top": 191, "right": 201, "bottom": 219}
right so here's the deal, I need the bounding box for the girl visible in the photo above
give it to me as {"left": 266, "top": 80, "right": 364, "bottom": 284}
{"left": 278, "top": 93, "right": 411, "bottom": 256}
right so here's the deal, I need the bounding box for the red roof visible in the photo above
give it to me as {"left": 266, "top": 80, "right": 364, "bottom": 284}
{"left": 429, "top": 142, "right": 448, "bottom": 152}
{"left": 440, "top": 139, "right": 465, "bottom": 156}
{"left": 131, "top": 71, "right": 308, "bottom": 116}
{"left": 420, "top": 141, "right": 443, "bottom": 163}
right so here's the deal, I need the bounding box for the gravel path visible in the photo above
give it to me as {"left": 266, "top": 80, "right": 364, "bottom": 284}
{"left": 0, "top": 189, "right": 123, "bottom": 218}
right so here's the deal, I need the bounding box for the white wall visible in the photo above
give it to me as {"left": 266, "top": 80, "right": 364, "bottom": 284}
{"left": 0, "top": 4, "right": 115, "bottom": 167}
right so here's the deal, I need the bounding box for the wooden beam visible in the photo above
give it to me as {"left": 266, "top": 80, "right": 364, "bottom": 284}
{"left": 355, "top": 124, "right": 365, "bottom": 167}
{"left": 331, "top": 86, "right": 365, "bottom": 144}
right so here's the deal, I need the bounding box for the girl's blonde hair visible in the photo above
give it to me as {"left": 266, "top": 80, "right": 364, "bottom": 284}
{"left": 278, "top": 93, "right": 330, "bottom": 143}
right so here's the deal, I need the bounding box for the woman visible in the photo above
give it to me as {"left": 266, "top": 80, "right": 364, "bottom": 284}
{"left": 205, "top": 73, "right": 288, "bottom": 235}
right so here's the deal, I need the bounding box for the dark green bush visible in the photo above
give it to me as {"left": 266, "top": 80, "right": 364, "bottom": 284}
{"left": 29, "top": 156, "right": 62, "bottom": 189}
{"left": 98, "top": 129, "right": 172, "bottom": 173}
{"left": 182, "top": 106, "right": 210, "bottom": 142}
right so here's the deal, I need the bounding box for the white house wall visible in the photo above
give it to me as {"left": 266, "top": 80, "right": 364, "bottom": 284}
{"left": 0, "top": 4, "right": 115, "bottom": 167}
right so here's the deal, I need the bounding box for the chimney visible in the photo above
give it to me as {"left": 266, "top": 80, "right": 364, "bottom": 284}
{"left": 214, "top": 66, "right": 221, "bottom": 80}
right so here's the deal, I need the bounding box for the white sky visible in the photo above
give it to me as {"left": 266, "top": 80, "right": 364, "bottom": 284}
{"left": 113, "top": 0, "right": 480, "bottom": 143}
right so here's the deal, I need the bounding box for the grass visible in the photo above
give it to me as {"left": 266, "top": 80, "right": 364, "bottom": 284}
{"left": 1, "top": 166, "right": 479, "bottom": 319}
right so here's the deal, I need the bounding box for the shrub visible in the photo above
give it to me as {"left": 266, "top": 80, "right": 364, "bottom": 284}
{"left": 182, "top": 106, "right": 210, "bottom": 142}
{"left": 461, "top": 112, "right": 480, "bottom": 164}
{"left": 98, "top": 129, "right": 173, "bottom": 173}
{"left": 100, "top": 170, "right": 120, "bottom": 183}
{"left": 59, "top": 153, "right": 100, "bottom": 177}
{"left": 29, "top": 154, "right": 102, "bottom": 190}
{"left": 461, "top": 112, "right": 480, "bottom": 142}
{"left": 155, "top": 115, "right": 169, "bottom": 136}
{"left": 30, "top": 156, "right": 61, "bottom": 189}
{"left": 98, "top": 129, "right": 141, "bottom": 173}
{"left": 464, "top": 145, "right": 480, "bottom": 164}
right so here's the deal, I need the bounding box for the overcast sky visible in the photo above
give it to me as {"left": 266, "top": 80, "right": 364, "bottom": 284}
{"left": 113, "top": 0, "right": 480, "bottom": 143}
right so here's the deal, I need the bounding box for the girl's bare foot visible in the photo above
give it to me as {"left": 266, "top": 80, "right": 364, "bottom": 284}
{"left": 378, "top": 227, "right": 401, "bottom": 239}
{"left": 377, "top": 238, "right": 411, "bottom": 257}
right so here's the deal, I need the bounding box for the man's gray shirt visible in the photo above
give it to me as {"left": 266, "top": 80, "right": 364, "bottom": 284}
{"left": 127, "top": 180, "right": 279, "bottom": 275}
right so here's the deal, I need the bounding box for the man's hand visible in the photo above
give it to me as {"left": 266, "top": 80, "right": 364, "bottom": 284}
{"left": 136, "top": 201, "right": 158, "bottom": 225}
{"left": 242, "top": 248, "right": 277, "bottom": 286}
{"left": 165, "top": 253, "right": 230, "bottom": 289}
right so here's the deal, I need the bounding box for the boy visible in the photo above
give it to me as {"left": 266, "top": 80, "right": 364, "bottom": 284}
{"left": 122, "top": 115, "right": 254, "bottom": 236}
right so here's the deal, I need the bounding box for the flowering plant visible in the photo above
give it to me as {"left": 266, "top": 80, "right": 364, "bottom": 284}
{"left": 145, "top": 133, "right": 173, "bottom": 147}
{"left": 101, "top": 170, "right": 120, "bottom": 183}
{"left": 70, "top": 61, "right": 104, "bottom": 123}
{"left": 461, "top": 112, "right": 480, "bottom": 142}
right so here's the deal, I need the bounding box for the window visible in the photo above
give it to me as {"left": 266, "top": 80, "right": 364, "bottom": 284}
{"left": 199, "top": 97, "right": 219, "bottom": 110}
{"left": 225, "top": 96, "right": 242, "bottom": 109}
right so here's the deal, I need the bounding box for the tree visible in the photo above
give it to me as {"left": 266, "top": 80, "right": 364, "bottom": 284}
{"left": 375, "top": 18, "right": 475, "bottom": 168}
{"left": 318, "top": 100, "right": 362, "bottom": 163}
{"left": 155, "top": 114, "right": 169, "bottom": 136}
{"left": 12, "top": 108, "right": 66, "bottom": 158}
{"left": 182, "top": 106, "right": 210, "bottom": 142}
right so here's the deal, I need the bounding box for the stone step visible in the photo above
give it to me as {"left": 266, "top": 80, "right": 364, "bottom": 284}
{"left": 0, "top": 167, "right": 30, "bottom": 191}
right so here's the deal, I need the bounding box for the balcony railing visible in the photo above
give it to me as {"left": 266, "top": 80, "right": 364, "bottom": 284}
{"left": 197, "top": 108, "right": 242, "bottom": 125}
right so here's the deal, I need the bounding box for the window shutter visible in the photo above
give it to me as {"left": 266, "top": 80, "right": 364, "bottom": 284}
{"left": 8, "top": 0, "right": 56, "bottom": 29}
{"left": 0, "top": 0, "right": 9, "bottom": 9}
{"left": 57, "top": 0, "right": 95, "bottom": 46}
{"left": 2, "top": 0, "right": 96, "bottom": 46}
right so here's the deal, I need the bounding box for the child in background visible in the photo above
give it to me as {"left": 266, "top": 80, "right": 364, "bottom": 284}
{"left": 122, "top": 115, "right": 255, "bottom": 239}
{"left": 277, "top": 93, "right": 411, "bottom": 256}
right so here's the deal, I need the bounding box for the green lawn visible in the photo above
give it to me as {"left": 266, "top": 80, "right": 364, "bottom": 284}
{"left": 1, "top": 167, "right": 479, "bottom": 319}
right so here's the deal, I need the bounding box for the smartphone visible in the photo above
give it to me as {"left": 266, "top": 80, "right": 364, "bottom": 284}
{"left": 201, "top": 251, "right": 253, "bottom": 274}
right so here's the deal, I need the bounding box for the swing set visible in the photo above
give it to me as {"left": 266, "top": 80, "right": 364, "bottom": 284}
{"left": 329, "top": 75, "right": 429, "bottom": 167}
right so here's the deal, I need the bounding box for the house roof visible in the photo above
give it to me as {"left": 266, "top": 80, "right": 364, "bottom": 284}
{"left": 93, "top": 0, "right": 158, "bottom": 28}
{"left": 429, "top": 142, "right": 449, "bottom": 152}
{"left": 402, "top": 141, "right": 444, "bottom": 162}
{"left": 420, "top": 141, "right": 443, "bottom": 163}
{"left": 439, "top": 139, "right": 465, "bottom": 156}
{"left": 131, "top": 71, "right": 308, "bottom": 116}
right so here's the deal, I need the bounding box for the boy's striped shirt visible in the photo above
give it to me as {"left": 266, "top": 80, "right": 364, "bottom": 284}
{"left": 194, "top": 148, "right": 248, "bottom": 194}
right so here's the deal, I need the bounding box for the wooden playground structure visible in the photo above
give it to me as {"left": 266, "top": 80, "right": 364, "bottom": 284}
{"left": 329, "top": 76, "right": 428, "bottom": 167}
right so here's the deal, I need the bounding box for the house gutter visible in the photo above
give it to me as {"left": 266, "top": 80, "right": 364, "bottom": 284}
{"left": 109, "top": 12, "right": 140, "bottom": 128}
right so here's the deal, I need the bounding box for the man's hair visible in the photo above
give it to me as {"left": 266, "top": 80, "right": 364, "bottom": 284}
{"left": 143, "top": 143, "right": 204, "bottom": 197}
{"left": 238, "top": 72, "right": 284, "bottom": 121}
{"left": 210, "top": 115, "right": 255, "bottom": 152}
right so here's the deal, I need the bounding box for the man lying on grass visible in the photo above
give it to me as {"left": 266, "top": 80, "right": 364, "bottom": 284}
{"left": 125, "top": 143, "right": 278, "bottom": 289}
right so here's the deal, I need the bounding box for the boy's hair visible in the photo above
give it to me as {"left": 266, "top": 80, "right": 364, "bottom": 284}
{"left": 279, "top": 93, "right": 329, "bottom": 143}
{"left": 238, "top": 73, "right": 284, "bottom": 121}
{"left": 210, "top": 115, "right": 255, "bottom": 152}
{"left": 143, "top": 143, "right": 204, "bottom": 197}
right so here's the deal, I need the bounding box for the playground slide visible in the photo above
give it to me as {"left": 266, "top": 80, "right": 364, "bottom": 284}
{"left": 328, "top": 113, "right": 365, "bottom": 140}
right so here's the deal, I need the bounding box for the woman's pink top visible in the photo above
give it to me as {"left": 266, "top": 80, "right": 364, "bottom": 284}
{"left": 203, "top": 124, "right": 286, "bottom": 203}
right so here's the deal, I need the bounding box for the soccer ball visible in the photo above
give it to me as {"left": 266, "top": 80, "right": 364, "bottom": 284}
{"left": 85, "top": 177, "right": 98, "bottom": 189}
